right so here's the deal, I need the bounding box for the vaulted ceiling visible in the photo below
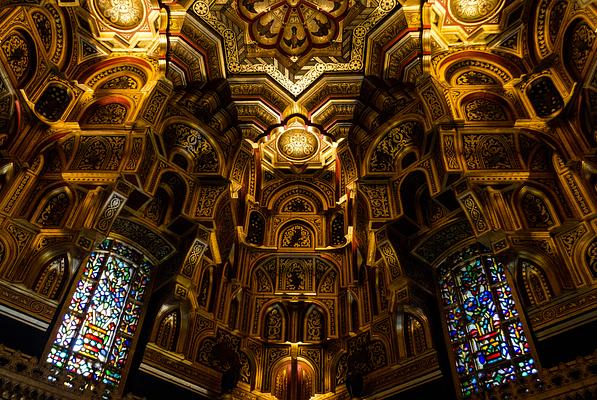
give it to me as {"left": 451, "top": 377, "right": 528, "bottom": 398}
{"left": 0, "top": 0, "right": 595, "bottom": 399}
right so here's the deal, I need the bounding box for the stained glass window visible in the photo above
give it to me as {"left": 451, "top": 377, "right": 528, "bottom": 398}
{"left": 47, "top": 239, "right": 152, "bottom": 389}
{"left": 438, "top": 248, "right": 537, "bottom": 397}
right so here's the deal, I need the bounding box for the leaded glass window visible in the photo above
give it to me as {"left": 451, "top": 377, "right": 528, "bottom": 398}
{"left": 438, "top": 250, "right": 537, "bottom": 397}
{"left": 46, "top": 239, "right": 152, "bottom": 389}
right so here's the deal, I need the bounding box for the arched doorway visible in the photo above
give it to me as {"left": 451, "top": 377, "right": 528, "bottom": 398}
{"left": 272, "top": 359, "right": 315, "bottom": 400}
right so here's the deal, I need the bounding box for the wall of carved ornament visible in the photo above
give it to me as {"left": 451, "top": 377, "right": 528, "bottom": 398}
{"left": 0, "top": 0, "right": 594, "bottom": 398}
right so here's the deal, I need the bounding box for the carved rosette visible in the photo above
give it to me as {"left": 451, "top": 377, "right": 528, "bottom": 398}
{"left": 448, "top": 0, "right": 504, "bottom": 23}
{"left": 238, "top": 0, "right": 348, "bottom": 57}
{"left": 277, "top": 128, "right": 319, "bottom": 161}
{"left": 93, "top": 0, "right": 144, "bottom": 29}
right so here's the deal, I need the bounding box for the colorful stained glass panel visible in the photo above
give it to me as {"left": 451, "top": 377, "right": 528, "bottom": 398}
{"left": 47, "top": 240, "right": 152, "bottom": 388}
{"left": 439, "top": 252, "right": 536, "bottom": 397}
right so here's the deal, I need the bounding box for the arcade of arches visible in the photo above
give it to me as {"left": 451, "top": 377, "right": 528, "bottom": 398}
{"left": 0, "top": 0, "right": 595, "bottom": 399}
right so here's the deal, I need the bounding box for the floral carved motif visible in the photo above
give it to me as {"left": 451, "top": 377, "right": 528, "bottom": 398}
{"left": 238, "top": 0, "right": 348, "bottom": 57}
{"left": 265, "top": 308, "right": 283, "bottom": 340}
{"left": 36, "top": 192, "right": 70, "bottom": 227}
{"left": 280, "top": 224, "right": 312, "bottom": 248}
{"left": 449, "top": 0, "right": 503, "bottom": 23}
{"left": 71, "top": 136, "right": 126, "bottom": 170}
{"left": 164, "top": 124, "right": 219, "bottom": 173}
{"left": 521, "top": 192, "right": 555, "bottom": 229}
{"left": 463, "top": 134, "right": 518, "bottom": 170}
{"left": 370, "top": 121, "right": 422, "bottom": 172}
{"left": 1, "top": 32, "right": 33, "bottom": 84}
{"left": 277, "top": 128, "right": 318, "bottom": 161}
{"left": 455, "top": 70, "right": 498, "bottom": 85}
{"left": 565, "top": 20, "right": 596, "bottom": 78}
{"left": 463, "top": 98, "right": 508, "bottom": 121}
{"left": 32, "top": 12, "right": 52, "bottom": 51}
{"left": 305, "top": 309, "right": 323, "bottom": 341}
{"left": 360, "top": 184, "right": 391, "bottom": 218}
{"left": 94, "top": 0, "right": 144, "bottom": 29}
{"left": 87, "top": 103, "right": 127, "bottom": 124}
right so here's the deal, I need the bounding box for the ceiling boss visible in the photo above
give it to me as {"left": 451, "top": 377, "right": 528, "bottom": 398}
{"left": 94, "top": 0, "right": 145, "bottom": 29}
{"left": 238, "top": 0, "right": 348, "bottom": 58}
{"left": 448, "top": 0, "right": 505, "bottom": 23}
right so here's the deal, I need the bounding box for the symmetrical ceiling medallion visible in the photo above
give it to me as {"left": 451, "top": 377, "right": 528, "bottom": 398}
{"left": 94, "top": 0, "right": 145, "bottom": 29}
{"left": 261, "top": 106, "right": 335, "bottom": 171}
{"left": 192, "top": 0, "right": 399, "bottom": 96}
{"left": 277, "top": 124, "right": 319, "bottom": 161}
{"left": 449, "top": 0, "right": 504, "bottom": 23}
{"left": 238, "top": 0, "right": 348, "bottom": 58}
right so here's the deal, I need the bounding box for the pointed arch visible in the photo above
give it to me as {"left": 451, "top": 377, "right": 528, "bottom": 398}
{"left": 404, "top": 313, "right": 428, "bottom": 357}
{"left": 246, "top": 211, "right": 266, "bottom": 245}
{"left": 197, "top": 264, "right": 216, "bottom": 312}
{"left": 34, "top": 255, "right": 68, "bottom": 300}
{"left": 263, "top": 303, "right": 287, "bottom": 342}
{"left": 515, "top": 186, "right": 560, "bottom": 229}
{"left": 303, "top": 304, "right": 325, "bottom": 342}
{"left": 31, "top": 186, "right": 74, "bottom": 228}
{"left": 155, "top": 309, "right": 180, "bottom": 352}
{"left": 437, "top": 246, "right": 538, "bottom": 397}
{"left": 330, "top": 212, "right": 346, "bottom": 246}
{"left": 520, "top": 259, "right": 553, "bottom": 306}
{"left": 562, "top": 18, "right": 596, "bottom": 81}
{"left": 252, "top": 261, "right": 275, "bottom": 293}
{"left": 396, "top": 169, "right": 432, "bottom": 230}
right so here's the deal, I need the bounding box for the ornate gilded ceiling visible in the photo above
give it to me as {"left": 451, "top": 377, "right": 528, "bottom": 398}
{"left": 0, "top": 0, "right": 595, "bottom": 399}
{"left": 191, "top": 0, "right": 399, "bottom": 96}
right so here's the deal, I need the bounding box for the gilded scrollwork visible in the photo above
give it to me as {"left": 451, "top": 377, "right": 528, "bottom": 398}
{"left": 1, "top": 31, "right": 35, "bottom": 85}
{"left": 462, "top": 98, "right": 508, "bottom": 121}
{"left": 279, "top": 224, "right": 313, "bottom": 249}
{"left": 564, "top": 19, "right": 596, "bottom": 79}
{"left": 93, "top": 0, "right": 144, "bottom": 29}
{"left": 164, "top": 124, "right": 219, "bottom": 173}
{"left": 369, "top": 121, "right": 423, "bottom": 172}
{"left": 449, "top": 0, "right": 503, "bottom": 23}
{"left": 86, "top": 103, "right": 128, "bottom": 125}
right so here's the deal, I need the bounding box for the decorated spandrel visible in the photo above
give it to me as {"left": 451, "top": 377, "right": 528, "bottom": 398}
{"left": 439, "top": 252, "right": 537, "bottom": 397}
{"left": 47, "top": 239, "right": 153, "bottom": 388}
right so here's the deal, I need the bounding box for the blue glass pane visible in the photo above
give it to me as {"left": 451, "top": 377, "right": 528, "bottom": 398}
{"left": 47, "top": 241, "right": 152, "bottom": 387}
{"left": 439, "top": 253, "right": 537, "bottom": 397}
